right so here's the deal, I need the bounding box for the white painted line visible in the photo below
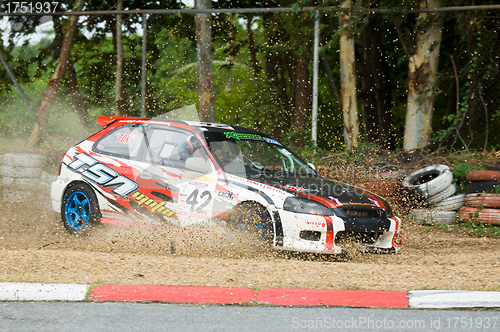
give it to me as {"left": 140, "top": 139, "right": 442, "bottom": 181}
{"left": 0, "top": 283, "right": 89, "bottom": 301}
{"left": 409, "top": 290, "right": 500, "bottom": 308}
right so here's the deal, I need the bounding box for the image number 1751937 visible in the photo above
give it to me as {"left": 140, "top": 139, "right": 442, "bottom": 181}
{"left": 5, "top": 2, "right": 59, "bottom": 14}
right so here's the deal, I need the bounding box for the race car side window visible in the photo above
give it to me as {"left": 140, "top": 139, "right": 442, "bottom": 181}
{"left": 143, "top": 128, "right": 189, "bottom": 167}
{"left": 144, "top": 127, "right": 211, "bottom": 169}
{"left": 93, "top": 124, "right": 147, "bottom": 160}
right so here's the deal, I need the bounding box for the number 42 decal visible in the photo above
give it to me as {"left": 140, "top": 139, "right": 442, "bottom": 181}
{"left": 186, "top": 189, "right": 212, "bottom": 214}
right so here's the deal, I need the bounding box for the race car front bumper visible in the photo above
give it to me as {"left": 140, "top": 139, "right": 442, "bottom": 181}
{"left": 275, "top": 210, "right": 401, "bottom": 254}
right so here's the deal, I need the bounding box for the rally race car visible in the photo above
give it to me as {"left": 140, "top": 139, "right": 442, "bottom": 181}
{"left": 51, "top": 116, "right": 402, "bottom": 254}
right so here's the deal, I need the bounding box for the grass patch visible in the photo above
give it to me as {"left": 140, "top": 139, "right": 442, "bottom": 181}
{"left": 238, "top": 300, "right": 263, "bottom": 306}
{"left": 85, "top": 277, "right": 109, "bottom": 301}
{"left": 342, "top": 285, "right": 365, "bottom": 290}
{"left": 413, "top": 220, "right": 500, "bottom": 238}
{"left": 8, "top": 272, "right": 33, "bottom": 283}
{"left": 458, "top": 221, "right": 500, "bottom": 238}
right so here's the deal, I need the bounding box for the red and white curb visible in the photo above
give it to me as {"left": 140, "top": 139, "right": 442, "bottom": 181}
{"left": 1, "top": 283, "right": 499, "bottom": 309}
{"left": 408, "top": 290, "right": 500, "bottom": 309}
{"left": 0, "top": 283, "right": 89, "bottom": 301}
{"left": 90, "top": 285, "right": 407, "bottom": 307}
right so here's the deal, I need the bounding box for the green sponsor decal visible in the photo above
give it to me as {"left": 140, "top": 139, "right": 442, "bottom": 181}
{"left": 224, "top": 132, "right": 262, "bottom": 140}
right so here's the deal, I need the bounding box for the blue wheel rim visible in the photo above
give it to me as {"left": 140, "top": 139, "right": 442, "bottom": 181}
{"left": 236, "top": 211, "right": 265, "bottom": 241}
{"left": 64, "top": 191, "right": 91, "bottom": 230}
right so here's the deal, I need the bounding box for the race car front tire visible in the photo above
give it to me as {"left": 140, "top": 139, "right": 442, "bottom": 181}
{"left": 61, "top": 183, "right": 102, "bottom": 235}
{"left": 227, "top": 202, "right": 274, "bottom": 246}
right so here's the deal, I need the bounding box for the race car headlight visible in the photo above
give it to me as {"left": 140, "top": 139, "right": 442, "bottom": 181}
{"left": 283, "top": 197, "right": 333, "bottom": 216}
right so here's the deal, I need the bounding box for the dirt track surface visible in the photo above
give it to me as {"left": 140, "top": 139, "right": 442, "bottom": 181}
{"left": 0, "top": 203, "right": 499, "bottom": 292}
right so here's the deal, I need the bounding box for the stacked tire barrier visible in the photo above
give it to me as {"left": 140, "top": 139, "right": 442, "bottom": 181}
{"left": 403, "top": 165, "right": 465, "bottom": 225}
{"left": 0, "top": 153, "right": 56, "bottom": 210}
{"left": 359, "top": 165, "right": 406, "bottom": 210}
{"left": 457, "top": 170, "right": 500, "bottom": 226}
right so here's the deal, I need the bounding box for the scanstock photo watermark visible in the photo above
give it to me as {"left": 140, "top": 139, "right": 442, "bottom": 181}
{"left": 291, "top": 316, "right": 498, "bottom": 330}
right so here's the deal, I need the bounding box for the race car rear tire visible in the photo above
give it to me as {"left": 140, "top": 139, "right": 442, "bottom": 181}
{"left": 432, "top": 194, "right": 466, "bottom": 211}
{"left": 61, "top": 183, "right": 102, "bottom": 235}
{"left": 401, "top": 165, "right": 453, "bottom": 200}
{"left": 227, "top": 202, "right": 273, "bottom": 246}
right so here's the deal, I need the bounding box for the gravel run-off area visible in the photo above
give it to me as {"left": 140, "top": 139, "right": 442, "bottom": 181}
{"left": 0, "top": 203, "right": 499, "bottom": 292}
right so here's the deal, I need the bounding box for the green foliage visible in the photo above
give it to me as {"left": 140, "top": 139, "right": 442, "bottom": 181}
{"left": 459, "top": 220, "right": 500, "bottom": 238}
{"left": 450, "top": 162, "right": 484, "bottom": 183}
{"left": 484, "top": 186, "right": 500, "bottom": 195}
{"left": 2, "top": 1, "right": 500, "bottom": 153}
{"left": 0, "top": 80, "right": 45, "bottom": 136}
{"left": 149, "top": 23, "right": 281, "bottom": 137}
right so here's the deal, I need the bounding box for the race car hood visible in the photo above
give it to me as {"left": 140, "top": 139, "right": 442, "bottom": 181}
{"left": 247, "top": 173, "right": 393, "bottom": 232}
{"left": 248, "top": 173, "right": 386, "bottom": 209}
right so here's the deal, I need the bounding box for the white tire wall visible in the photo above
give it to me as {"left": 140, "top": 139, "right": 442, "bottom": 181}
{"left": 409, "top": 208, "right": 457, "bottom": 225}
{"left": 427, "top": 184, "right": 456, "bottom": 204}
{"left": 433, "top": 194, "right": 466, "bottom": 211}
{"left": 0, "top": 154, "right": 56, "bottom": 209}
{"left": 402, "top": 165, "right": 453, "bottom": 199}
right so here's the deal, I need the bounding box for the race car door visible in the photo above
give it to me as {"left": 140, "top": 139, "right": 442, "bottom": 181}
{"left": 91, "top": 123, "right": 150, "bottom": 220}
{"left": 137, "top": 126, "right": 218, "bottom": 228}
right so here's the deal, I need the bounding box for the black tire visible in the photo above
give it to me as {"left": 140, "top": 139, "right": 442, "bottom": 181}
{"left": 227, "top": 202, "right": 274, "bottom": 246}
{"left": 61, "top": 183, "right": 102, "bottom": 235}
{"left": 466, "top": 181, "right": 500, "bottom": 193}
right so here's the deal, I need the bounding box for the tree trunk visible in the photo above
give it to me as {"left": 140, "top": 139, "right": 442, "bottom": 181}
{"left": 115, "top": 0, "right": 126, "bottom": 116}
{"left": 246, "top": 0, "right": 259, "bottom": 78}
{"left": 28, "top": 0, "right": 85, "bottom": 147}
{"left": 321, "top": 52, "right": 342, "bottom": 115}
{"left": 265, "top": 17, "right": 290, "bottom": 140}
{"left": 195, "top": 0, "right": 214, "bottom": 122}
{"left": 291, "top": 13, "right": 313, "bottom": 148}
{"left": 339, "top": 0, "right": 359, "bottom": 149}
{"left": 403, "top": 0, "right": 443, "bottom": 150}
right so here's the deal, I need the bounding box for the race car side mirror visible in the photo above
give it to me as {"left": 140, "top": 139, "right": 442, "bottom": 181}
{"left": 185, "top": 157, "right": 213, "bottom": 174}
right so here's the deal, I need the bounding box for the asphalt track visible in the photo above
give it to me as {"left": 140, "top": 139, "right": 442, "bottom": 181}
{"left": 1, "top": 283, "right": 500, "bottom": 331}
{"left": 1, "top": 302, "right": 499, "bottom": 332}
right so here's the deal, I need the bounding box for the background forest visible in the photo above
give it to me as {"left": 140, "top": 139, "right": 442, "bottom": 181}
{"left": 0, "top": 0, "right": 499, "bottom": 155}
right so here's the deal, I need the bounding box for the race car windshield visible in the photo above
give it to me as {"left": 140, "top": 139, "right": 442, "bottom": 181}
{"left": 205, "top": 132, "right": 317, "bottom": 178}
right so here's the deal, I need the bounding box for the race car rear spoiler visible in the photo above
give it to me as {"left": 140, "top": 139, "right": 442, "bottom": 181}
{"left": 96, "top": 116, "right": 147, "bottom": 128}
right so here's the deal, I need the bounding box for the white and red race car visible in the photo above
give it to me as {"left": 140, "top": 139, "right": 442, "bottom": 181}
{"left": 51, "top": 116, "right": 401, "bottom": 254}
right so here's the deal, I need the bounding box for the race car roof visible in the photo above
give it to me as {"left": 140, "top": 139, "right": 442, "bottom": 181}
{"left": 96, "top": 116, "right": 268, "bottom": 137}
